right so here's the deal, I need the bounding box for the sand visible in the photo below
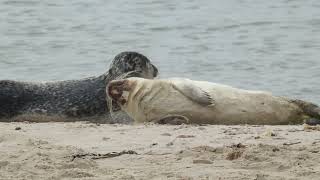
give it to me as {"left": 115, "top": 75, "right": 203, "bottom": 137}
{"left": 0, "top": 122, "right": 320, "bottom": 180}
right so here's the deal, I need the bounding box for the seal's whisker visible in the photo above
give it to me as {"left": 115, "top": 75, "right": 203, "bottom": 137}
{"left": 115, "top": 70, "right": 139, "bottom": 80}
{"left": 108, "top": 97, "right": 114, "bottom": 120}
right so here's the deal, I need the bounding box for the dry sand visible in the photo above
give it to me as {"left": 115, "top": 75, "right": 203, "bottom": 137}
{"left": 0, "top": 122, "right": 320, "bottom": 180}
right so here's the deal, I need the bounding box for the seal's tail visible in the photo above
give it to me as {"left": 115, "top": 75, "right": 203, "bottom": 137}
{"left": 291, "top": 99, "right": 320, "bottom": 125}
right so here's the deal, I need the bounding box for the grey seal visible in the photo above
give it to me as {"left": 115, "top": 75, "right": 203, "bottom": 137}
{"left": 0, "top": 52, "right": 158, "bottom": 123}
{"left": 107, "top": 77, "right": 320, "bottom": 125}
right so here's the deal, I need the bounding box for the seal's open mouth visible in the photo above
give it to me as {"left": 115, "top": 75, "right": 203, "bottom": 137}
{"left": 107, "top": 80, "right": 131, "bottom": 106}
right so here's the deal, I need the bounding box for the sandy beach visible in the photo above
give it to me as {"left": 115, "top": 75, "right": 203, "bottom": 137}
{"left": 0, "top": 122, "right": 319, "bottom": 180}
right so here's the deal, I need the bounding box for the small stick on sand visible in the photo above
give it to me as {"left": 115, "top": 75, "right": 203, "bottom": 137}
{"left": 283, "top": 141, "right": 301, "bottom": 146}
{"left": 70, "top": 150, "right": 138, "bottom": 161}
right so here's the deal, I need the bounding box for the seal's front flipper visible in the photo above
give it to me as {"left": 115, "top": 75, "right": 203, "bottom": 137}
{"left": 155, "top": 115, "right": 189, "bottom": 125}
{"left": 170, "top": 79, "right": 214, "bottom": 106}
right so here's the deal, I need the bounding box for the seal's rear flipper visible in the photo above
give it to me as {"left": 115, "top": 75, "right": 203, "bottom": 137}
{"left": 291, "top": 99, "right": 320, "bottom": 125}
{"left": 305, "top": 118, "right": 320, "bottom": 126}
{"left": 170, "top": 78, "right": 215, "bottom": 106}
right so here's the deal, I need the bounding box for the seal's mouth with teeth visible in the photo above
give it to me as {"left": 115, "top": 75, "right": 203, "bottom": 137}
{"left": 107, "top": 79, "right": 132, "bottom": 106}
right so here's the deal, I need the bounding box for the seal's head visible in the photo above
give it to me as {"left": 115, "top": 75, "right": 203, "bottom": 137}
{"left": 107, "top": 79, "right": 134, "bottom": 107}
{"left": 108, "top": 52, "right": 158, "bottom": 80}
{"left": 107, "top": 78, "right": 152, "bottom": 122}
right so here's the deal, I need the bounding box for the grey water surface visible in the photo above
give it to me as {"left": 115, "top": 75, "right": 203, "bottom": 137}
{"left": 0, "top": 0, "right": 319, "bottom": 103}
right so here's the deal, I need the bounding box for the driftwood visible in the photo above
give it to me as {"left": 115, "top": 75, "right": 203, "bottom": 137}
{"left": 283, "top": 141, "right": 301, "bottom": 146}
{"left": 70, "top": 150, "right": 138, "bottom": 161}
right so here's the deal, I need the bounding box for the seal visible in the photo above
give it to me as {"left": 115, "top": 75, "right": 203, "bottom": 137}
{"left": 0, "top": 52, "right": 158, "bottom": 123}
{"left": 107, "top": 77, "right": 320, "bottom": 125}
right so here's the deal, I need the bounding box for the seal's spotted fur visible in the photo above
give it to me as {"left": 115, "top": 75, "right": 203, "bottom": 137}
{"left": 0, "top": 52, "right": 158, "bottom": 123}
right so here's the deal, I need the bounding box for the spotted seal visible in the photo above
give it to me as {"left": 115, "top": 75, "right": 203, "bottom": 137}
{"left": 107, "top": 77, "right": 320, "bottom": 125}
{"left": 0, "top": 52, "right": 158, "bottom": 123}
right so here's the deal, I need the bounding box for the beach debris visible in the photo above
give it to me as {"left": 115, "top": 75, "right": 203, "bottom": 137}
{"left": 15, "top": 127, "right": 21, "bottom": 130}
{"left": 150, "top": 143, "right": 158, "bottom": 147}
{"left": 283, "top": 141, "right": 301, "bottom": 146}
{"left": 192, "top": 145, "right": 216, "bottom": 153}
{"left": 272, "top": 147, "right": 280, "bottom": 152}
{"left": 226, "top": 150, "right": 243, "bottom": 160}
{"left": 227, "top": 143, "right": 246, "bottom": 148}
{"left": 254, "top": 136, "right": 261, "bottom": 139}
{"left": 144, "top": 151, "right": 171, "bottom": 155}
{"left": 70, "top": 150, "right": 138, "bottom": 161}
{"left": 176, "top": 135, "right": 195, "bottom": 138}
{"left": 193, "top": 159, "right": 213, "bottom": 164}
{"left": 161, "top": 133, "right": 172, "bottom": 136}
{"left": 223, "top": 129, "right": 237, "bottom": 135}
{"left": 225, "top": 143, "right": 246, "bottom": 160}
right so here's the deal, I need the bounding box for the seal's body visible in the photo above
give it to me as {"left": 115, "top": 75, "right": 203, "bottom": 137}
{"left": 0, "top": 52, "right": 158, "bottom": 123}
{"left": 107, "top": 77, "right": 320, "bottom": 125}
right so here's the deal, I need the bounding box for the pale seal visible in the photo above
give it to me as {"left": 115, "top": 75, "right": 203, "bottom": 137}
{"left": 0, "top": 52, "right": 158, "bottom": 123}
{"left": 107, "top": 77, "right": 320, "bottom": 125}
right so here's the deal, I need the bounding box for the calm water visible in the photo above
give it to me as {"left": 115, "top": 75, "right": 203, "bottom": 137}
{"left": 0, "top": 0, "right": 320, "bottom": 103}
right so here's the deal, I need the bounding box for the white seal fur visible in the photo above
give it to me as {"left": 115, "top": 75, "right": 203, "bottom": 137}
{"left": 107, "top": 77, "right": 320, "bottom": 125}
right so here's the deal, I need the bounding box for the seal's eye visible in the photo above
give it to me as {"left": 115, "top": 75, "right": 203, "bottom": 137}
{"left": 108, "top": 68, "right": 114, "bottom": 75}
{"left": 127, "top": 57, "right": 145, "bottom": 72}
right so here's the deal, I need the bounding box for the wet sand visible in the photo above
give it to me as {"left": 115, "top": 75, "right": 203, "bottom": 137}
{"left": 0, "top": 122, "right": 319, "bottom": 180}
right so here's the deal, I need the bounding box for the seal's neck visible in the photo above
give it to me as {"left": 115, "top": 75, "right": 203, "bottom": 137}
{"left": 125, "top": 79, "right": 154, "bottom": 122}
{"left": 99, "top": 72, "right": 112, "bottom": 84}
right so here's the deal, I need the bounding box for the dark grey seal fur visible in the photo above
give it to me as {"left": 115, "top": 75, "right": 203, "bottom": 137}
{"left": 0, "top": 52, "right": 158, "bottom": 123}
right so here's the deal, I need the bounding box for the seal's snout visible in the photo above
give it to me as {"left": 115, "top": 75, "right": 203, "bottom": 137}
{"left": 107, "top": 80, "right": 131, "bottom": 105}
